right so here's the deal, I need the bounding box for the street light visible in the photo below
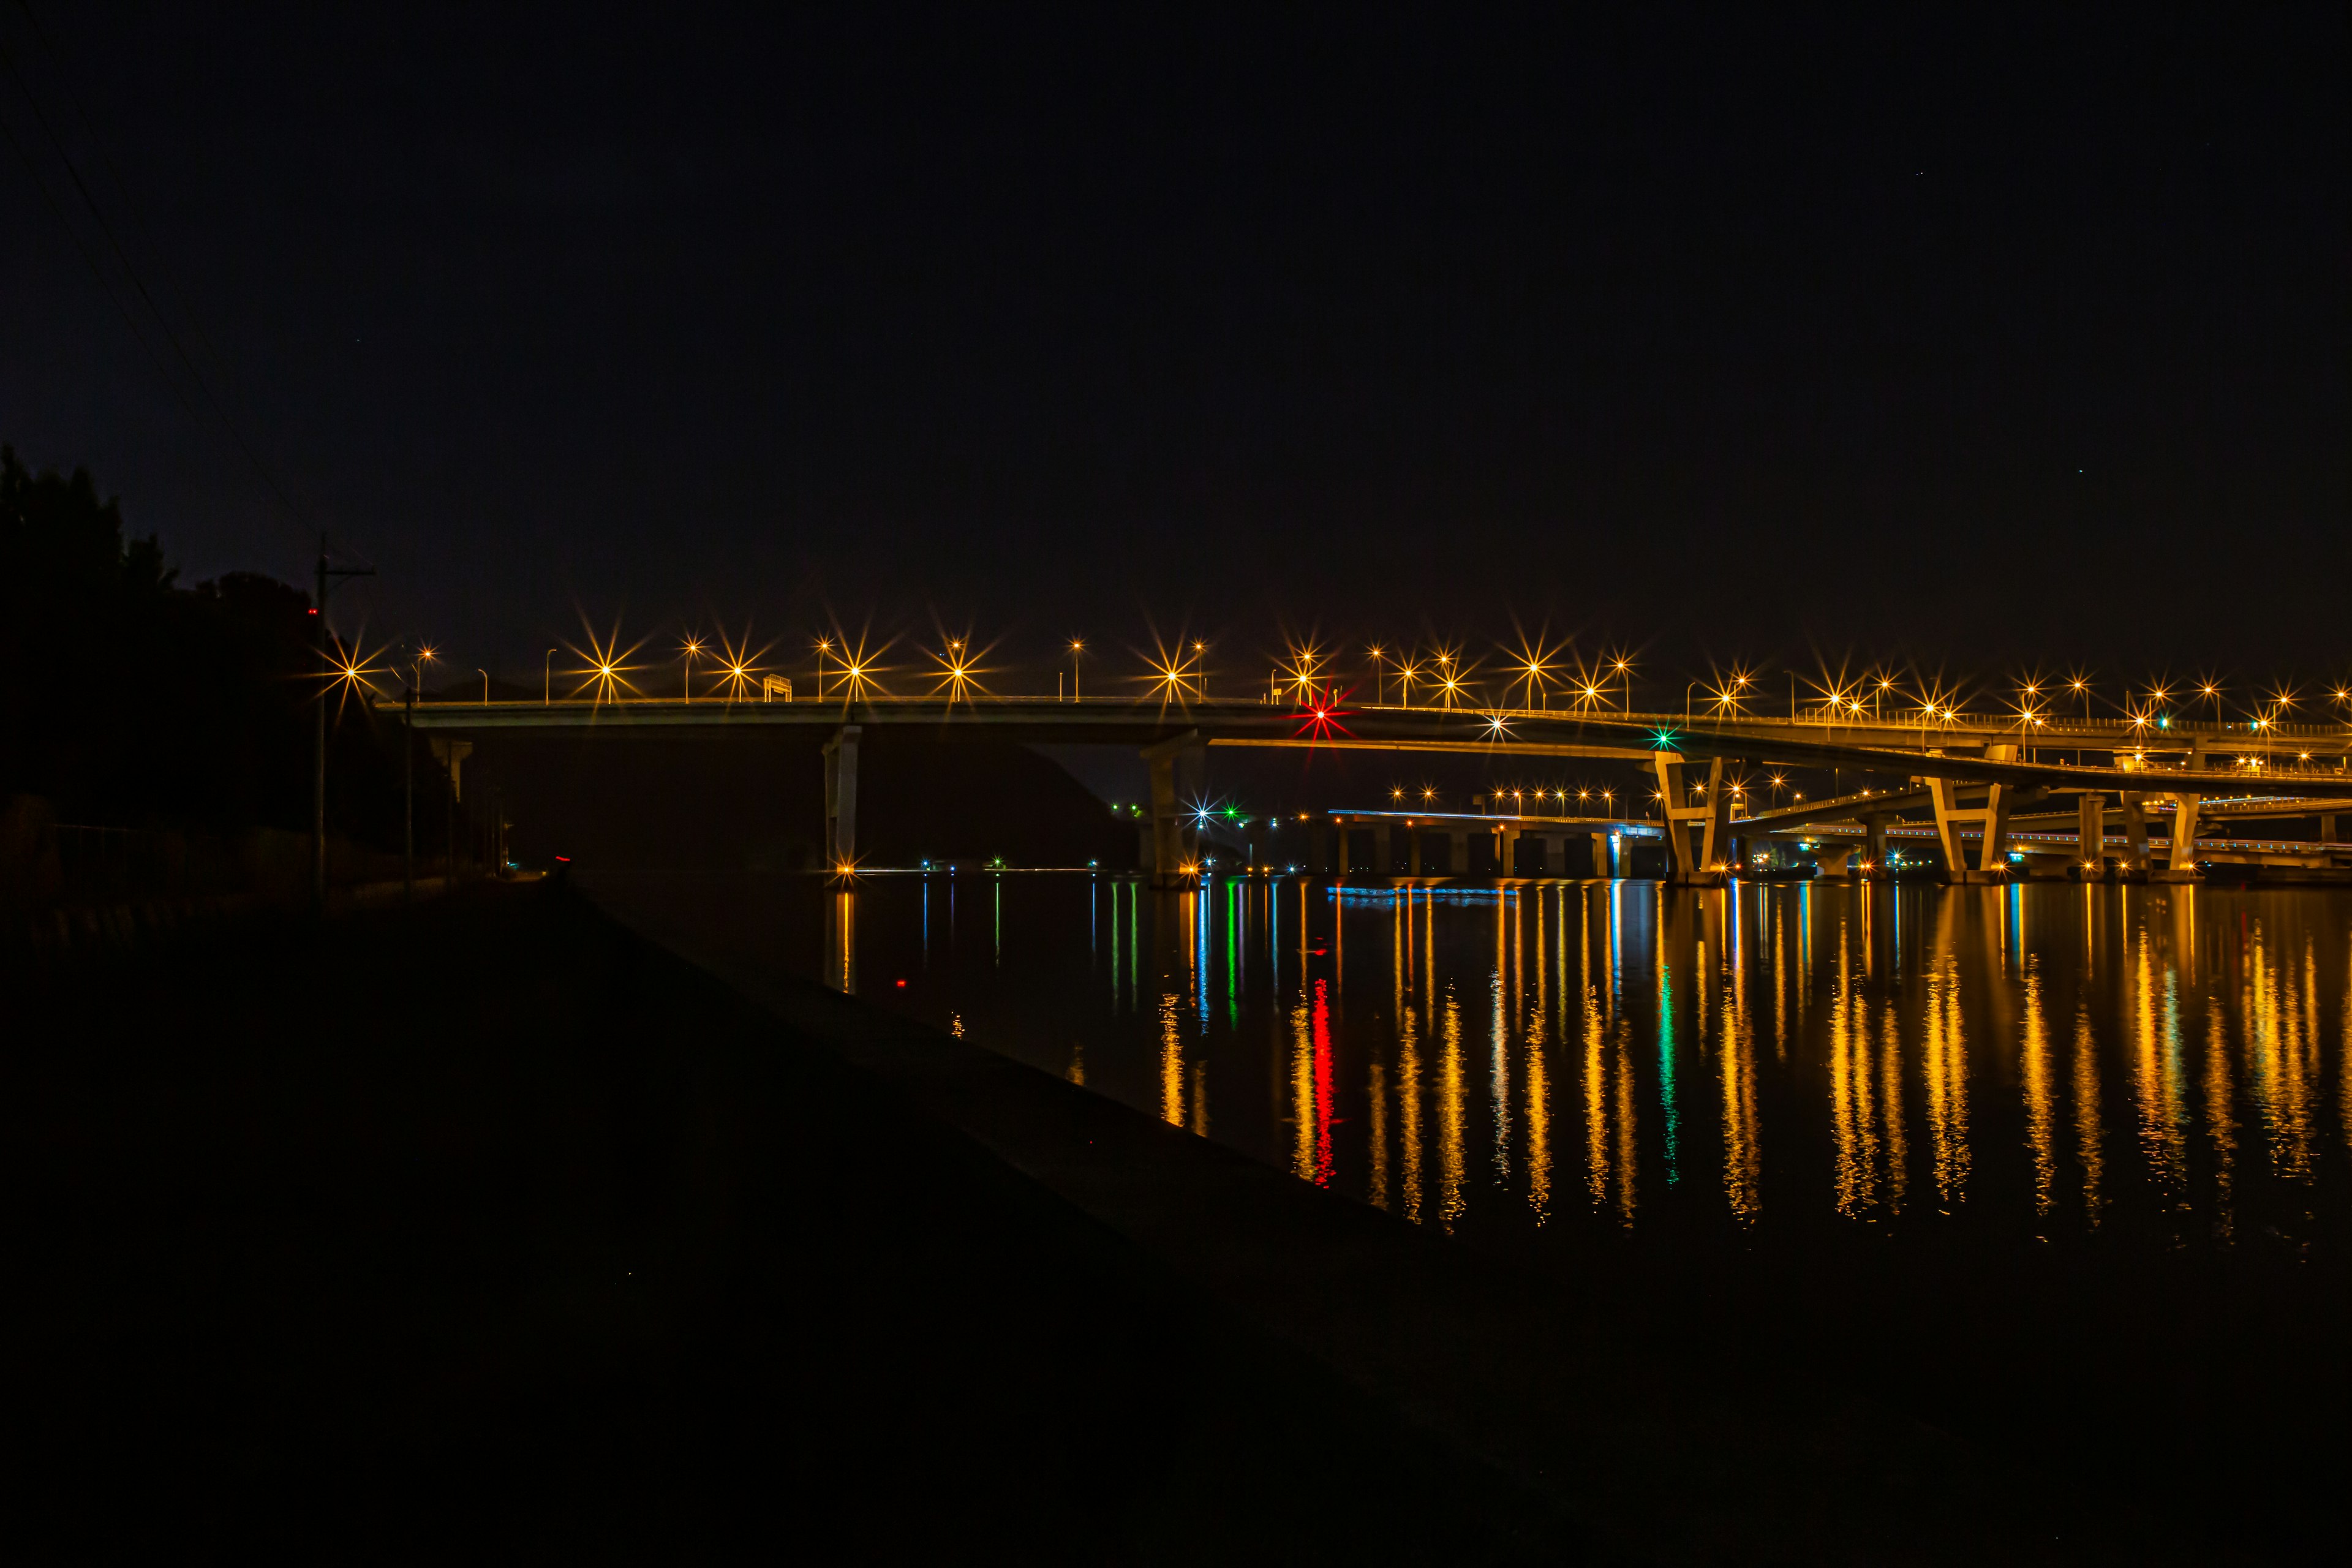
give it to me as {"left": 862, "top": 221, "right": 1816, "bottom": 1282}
{"left": 402, "top": 644, "right": 437, "bottom": 904}
{"left": 815, "top": 638, "right": 832, "bottom": 702}
{"left": 311, "top": 535, "right": 375, "bottom": 912}
{"left": 680, "top": 636, "right": 702, "bottom": 703}
{"left": 1068, "top": 638, "right": 1085, "bottom": 701}
{"left": 545, "top": 648, "right": 557, "bottom": 706}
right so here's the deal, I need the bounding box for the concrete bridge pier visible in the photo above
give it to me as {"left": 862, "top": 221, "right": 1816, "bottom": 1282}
{"left": 1498, "top": 825, "right": 1521, "bottom": 875}
{"left": 1540, "top": 834, "right": 1565, "bottom": 875}
{"left": 1373, "top": 823, "right": 1393, "bottom": 874}
{"left": 823, "top": 725, "right": 861, "bottom": 870}
{"left": 1447, "top": 829, "right": 1471, "bottom": 874}
{"left": 2120, "top": 793, "right": 2149, "bottom": 877}
{"left": 1141, "top": 731, "right": 1203, "bottom": 888}
{"left": 2152, "top": 793, "right": 2203, "bottom": 882}
{"left": 1863, "top": 814, "right": 1890, "bottom": 873}
{"left": 1652, "top": 753, "right": 1731, "bottom": 885}
{"left": 1928, "top": 775, "right": 2019, "bottom": 883}
{"left": 1408, "top": 828, "right": 1423, "bottom": 876}
{"left": 2077, "top": 793, "right": 2104, "bottom": 873}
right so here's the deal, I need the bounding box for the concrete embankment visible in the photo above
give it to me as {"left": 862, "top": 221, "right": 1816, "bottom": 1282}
{"left": 11, "top": 882, "right": 1570, "bottom": 1563}
{"left": 16, "top": 878, "right": 2297, "bottom": 1562}
{"left": 595, "top": 883, "right": 2240, "bottom": 1568}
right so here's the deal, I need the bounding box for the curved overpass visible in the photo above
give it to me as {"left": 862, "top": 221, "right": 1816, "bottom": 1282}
{"left": 389, "top": 696, "right": 2352, "bottom": 884}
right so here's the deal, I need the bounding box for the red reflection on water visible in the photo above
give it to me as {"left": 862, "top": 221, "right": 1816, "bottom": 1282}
{"left": 1313, "top": 976, "right": 1335, "bottom": 1186}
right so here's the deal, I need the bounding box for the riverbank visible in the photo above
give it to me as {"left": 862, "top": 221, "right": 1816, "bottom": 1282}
{"left": 10, "top": 882, "right": 1566, "bottom": 1562}
{"left": 15, "top": 878, "right": 2329, "bottom": 1562}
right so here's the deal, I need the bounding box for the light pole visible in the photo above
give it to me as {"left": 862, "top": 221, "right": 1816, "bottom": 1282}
{"left": 312, "top": 534, "right": 375, "bottom": 913}
{"left": 544, "top": 649, "right": 556, "bottom": 706}
{"left": 1368, "top": 646, "right": 1385, "bottom": 705}
{"left": 816, "top": 638, "right": 831, "bottom": 701}
{"left": 1069, "top": 639, "right": 1084, "bottom": 701}
{"left": 478, "top": 668, "right": 489, "bottom": 705}
{"left": 682, "top": 636, "right": 702, "bottom": 703}
{"left": 404, "top": 645, "right": 436, "bottom": 905}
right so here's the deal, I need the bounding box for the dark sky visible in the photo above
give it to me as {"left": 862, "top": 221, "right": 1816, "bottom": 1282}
{"left": 3, "top": 5, "right": 2345, "bottom": 704}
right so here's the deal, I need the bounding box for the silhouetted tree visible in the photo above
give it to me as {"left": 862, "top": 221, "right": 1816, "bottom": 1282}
{"left": 1, "top": 444, "right": 424, "bottom": 847}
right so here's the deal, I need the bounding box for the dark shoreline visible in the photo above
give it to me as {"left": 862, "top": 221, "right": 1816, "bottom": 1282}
{"left": 11, "top": 880, "right": 2334, "bottom": 1562}
{"left": 11, "top": 883, "right": 1567, "bottom": 1563}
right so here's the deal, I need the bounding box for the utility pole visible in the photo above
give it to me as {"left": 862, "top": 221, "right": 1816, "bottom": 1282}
{"left": 402, "top": 681, "right": 416, "bottom": 903}
{"left": 313, "top": 534, "right": 375, "bottom": 912}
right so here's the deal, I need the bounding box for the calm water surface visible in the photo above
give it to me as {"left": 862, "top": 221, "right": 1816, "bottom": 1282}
{"left": 659, "top": 873, "right": 2352, "bottom": 1259}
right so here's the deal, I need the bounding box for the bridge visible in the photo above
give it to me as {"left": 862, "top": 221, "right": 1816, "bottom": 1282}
{"left": 391, "top": 695, "right": 2352, "bottom": 886}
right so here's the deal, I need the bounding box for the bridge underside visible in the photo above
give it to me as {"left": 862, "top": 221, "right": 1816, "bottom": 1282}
{"left": 393, "top": 697, "right": 2352, "bottom": 886}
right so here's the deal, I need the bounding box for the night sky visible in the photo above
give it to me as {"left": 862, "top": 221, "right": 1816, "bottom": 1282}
{"left": 4, "top": 6, "right": 2345, "bottom": 698}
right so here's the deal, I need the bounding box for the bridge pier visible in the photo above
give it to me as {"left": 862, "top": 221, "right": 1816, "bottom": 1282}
{"left": 823, "top": 725, "right": 861, "bottom": 870}
{"left": 1408, "top": 827, "right": 1423, "bottom": 876}
{"left": 1653, "top": 753, "right": 1731, "bottom": 885}
{"left": 1540, "top": 834, "right": 1565, "bottom": 875}
{"left": 1335, "top": 823, "right": 1353, "bottom": 875}
{"left": 1141, "top": 731, "right": 1203, "bottom": 888}
{"left": 2152, "top": 793, "right": 2203, "bottom": 882}
{"left": 1498, "top": 825, "right": 1521, "bottom": 875}
{"left": 1926, "top": 776, "right": 2039, "bottom": 883}
{"left": 2120, "top": 792, "right": 2149, "bottom": 876}
{"left": 1447, "top": 829, "right": 1471, "bottom": 874}
{"left": 1373, "top": 823, "right": 1392, "bottom": 874}
{"left": 1862, "top": 813, "right": 1889, "bottom": 873}
{"left": 2077, "top": 792, "right": 2104, "bottom": 874}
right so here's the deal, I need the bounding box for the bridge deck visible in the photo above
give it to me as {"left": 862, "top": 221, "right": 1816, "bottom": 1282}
{"left": 385, "top": 696, "right": 2352, "bottom": 799}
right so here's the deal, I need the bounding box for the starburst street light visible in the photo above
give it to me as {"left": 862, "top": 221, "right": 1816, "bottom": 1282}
{"left": 565, "top": 619, "right": 643, "bottom": 705}
{"left": 1508, "top": 637, "right": 1557, "bottom": 709}
{"left": 323, "top": 638, "right": 391, "bottom": 714}
{"left": 930, "top": 636, "right": 984, "bottom": 705}
{"left": 679, "top": 635, "right": 703, "bottom": 703}
{"left": 1148, "top": 642, "right": 1205, "bottom": 706}
{"left": 706, "top": 625, "right": 772, "bottom": 702}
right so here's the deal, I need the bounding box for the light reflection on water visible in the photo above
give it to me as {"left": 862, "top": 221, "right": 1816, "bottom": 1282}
{"left": 812, "top": 875, "right": 2352, "bottom": 1251}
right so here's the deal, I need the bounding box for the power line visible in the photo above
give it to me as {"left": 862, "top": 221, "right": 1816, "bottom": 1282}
{"left": 0, "top": 7, "right": 307, "bottom": 533}
{"left": 0, "top": 52, "right": 200, "bottom": 429}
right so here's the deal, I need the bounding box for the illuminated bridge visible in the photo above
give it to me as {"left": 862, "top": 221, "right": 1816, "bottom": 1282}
{"left": 392, "top": 696, "right": 2352, "bottom": 886}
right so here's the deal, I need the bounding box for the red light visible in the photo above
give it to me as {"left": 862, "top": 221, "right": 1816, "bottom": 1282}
{"left": 554, "top": 855, "right": 570, "bottom": 862}
{"left": 306, "top": 607, "right": 318, "bottom": 615}
{"left": 895, "top": 978, "right": 908, "bottom": 988}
